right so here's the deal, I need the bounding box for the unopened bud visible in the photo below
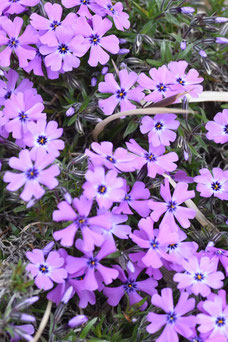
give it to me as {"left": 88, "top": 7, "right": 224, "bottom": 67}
{"left": 66, "top": 107, "right": 74, "bottom": 117}
{"left": 180, "top": 41, "right": 187, "bottom": 50}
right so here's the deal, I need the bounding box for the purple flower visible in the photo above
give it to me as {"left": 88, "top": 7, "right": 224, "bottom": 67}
{"left": 66, "top": 240, "right": 119, "bottom": 291}
{"left": 140, "top": 114, "right": 180, "bottom": 146}
{"left": 173, "top": 170, "right": 194, "bottom": 184}
{"left": 180, "top": 41, "right": 187, "bottom": 50}
{"left": 4, "top": 149, "right": 60, "bottom": 201}
{"left": 0, "top": 0, "right": 40, "bottom": 15}
{"left": 103, "top": 265, "right": 157, "bottom": 310}
{"left": 147, "top": 288, "right": 196, "bottom": 340}
{"left": 68, "top": 315, "right": 88, "bottom": 328}
{"left": 62, "top": 0, "right": 105, "bottom": 18}
{"left": 30, "top": 2, "right": 77, "bottom": 46}
{"left": 194, "top": 168, "right": 228, "bottom": 200}
{"left": 86, "top": 141, "right": 136, "bottom": 172}
{"left": 216, "top": 37, "right": 228, "bottom": 44}
{"left": 168, "top": 60, "right": 204, "bottom": 98}
{"left": 73, "top": 15, "right": 119, "bottom": 67}
{"left": 101, "top": 0, "right": 130, "bottom": 31}
{"left": 215, "top": 17, "right": 228, "bottom": 23}
{"left": 23, "top": 119, "right": 64, "bottom": 158}
{"left": 52, "top": 195, "right": 109, "bottom": 249}
{"left": 126, "top": 139, "right": 178, "bottom": 178}
{"left": 205, "top": 109, "right": 228, "bottom": 144}
{"left": 98, "top": 69, "right": 144, "bottom": 115}
{"left": 205, "top": 246, "right": 228, "bottom": 275}
{"left": 26, "top": 248, "right": 67, "bottom": 290}
{"left": 138, "top": 65, "right": 175, "bottom": 103}
{"left": 0, "top": 17, "right": 38, "bottom": 68}
{"left": 3, "top": 90, "right": 46, "bottom": 140}
{"left": 173, "top": 255, "right": 224, "bottom": 296}
{"left": 66, "top": 106, "right": 74, "bottom": 117}
{"left": 83, "top": 166, "right": 125, "bottom": 209}
{"left": 10, "top": 324, "right": 35, "bottom": 342}
{"left": 113, "top": 179, "right": 151, "bottom": 217}
{"left": 180, "top": 6, "right": 195, "bottom": 14}
{"left": 150, "top": 178, "right": 196, "bottom": 229}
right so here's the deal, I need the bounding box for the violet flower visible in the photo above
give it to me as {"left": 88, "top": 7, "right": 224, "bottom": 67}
{"left": 26, "top": 248, "right": 67, "bottom": 290}
{"left": 205, "top": 245, "right": 228, "bottom": 275}
{"left": 173, "top": 255, "right": 224, "bottom": 297}
{"left": 194, "top": 167, "right": 228, "bottom": 200}
{"left": 62, "top": 0, "right": 105, "bottom": 18}
{"left": 10, "top": 324, "right": 35, "bottom": 342}
{"left": 140, "top": 114, "right": 180, "bottom": 146}
{"left": 0, "top": 0, "right": 40, "bottom": 15}
{"left": 100, "top": 0, "right": 130, "bottom": 31}
{"left": 147, "top": 288, "right": 196, "bottom": 341}
{"left": 4, "top": 149, "right": 60, "bottom": 201}
{"left": 150, "top": 178, "right": 196, "bottom": 229}
{"left": 98, "top": 69, "right": 144, "bottom": 115}
{"left": 103, "top": 265, "right": 157, "bottom": 310}
{"left": 205, "top": 109, "right": 228, "bottom": 144}
{"left": 73, "top": 15, "right": 119, "bottom": 67}
{"left": 68, "top": 315, "right": 88, "bottom": 328}
{"left": 0, "top": 17, "right": 38, "bottom": 68}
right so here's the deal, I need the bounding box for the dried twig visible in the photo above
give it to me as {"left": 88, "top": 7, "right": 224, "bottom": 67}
{"left": 32, "top": 300, "right": 52, "bottom": 342}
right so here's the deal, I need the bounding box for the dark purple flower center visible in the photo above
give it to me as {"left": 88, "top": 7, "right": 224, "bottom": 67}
{"left": 116, "top": 88, "right": 127, "bottom": 99}
{"left": 75, "top": 215, "right": 88, "bottom": 228}
{"left": 216, "top": 249, "right": 224, "bottom": 256}
{"left": 39, "top": 264, "right": 49, "bottom": 274}
{"left": 123, "top": 279, "right": 137, "bottom": 293}
{"left": 223, "top": 124, "right": 228, "bottom": 134}
{"left": 194, "top": 272, "right": 205, "bottom": 281}
{"left": 155, "top": 121, "right": 164, "bottom": 130}
{"left": 26, "top": 167, "right": 39, "bottom": 180}
{"left": 150, "top": 238, "right": 159, "bottom": 249}
{"left": 18, "top": 111, "right": 28, "bottom": 123}
{"left": 191, "top": 337, "right": 202, "bottom": 342}
{"left": 97, "top": 184, "right": 107, "bottom": 195}
{"left": 106, "top": 155, "right": 116, "bottom": 163}
{"left": 8, "top": 37, "right": 19, "bottom": 48}
{"left": 211, "top": 181, "right": 221, "bottom": 191}
{"left": 168, "top": 243, "right": 178, "bottom": 250}
{"left": 80, "top": 0, "right": 90, "bottom": 5}
{"left": 4, "top": 90, "right": 12, "bottom": 99}
{"left": 50, "top": 20, "right": 61, "bottom": 31}
{"left": 145, "top": 152, "right": 156, "bottom": 162}
{"left": 10, "top": 0, "right": 20, "bottom": 3}
{"left": 156, "top": 82, "right": 167, "bottom": 92}
{"left": 87, "top": 257, "right": 98, "bottom": 268}
{"left": 58, "top": 43, "right": 69, "bottom": 54}
{"left": 216, "top": 316, "right": 226, "bottom": 327}
{"left": 167, "top": 200, "right": 177, "bottom": 212}
{"left": 124, "top": 194, "right": 131, "bottom": 202}
{"left": 176, "top": 77, "right": 186, "bottom": 86}
{"left": 90, "top": 34, "right": 100, "bottom": 45}
{"left": 36, "top": 49, "right": 42, "bottom": 58}
{"left": 37, "top": 135, "right": 47, "bottom": 146}
{"left": 166, "top": 311, "right": 177, "bottom": 324}
{"left": 75, "top": 274, "right": 85, "bottom": 280}
{"left": 107, "top": 4, "right": 116, "bottom": 13}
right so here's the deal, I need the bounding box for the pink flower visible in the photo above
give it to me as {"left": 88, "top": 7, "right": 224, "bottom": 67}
{"left": 100, "top": 0, "right": 130, "bottom": 31}
{"left": 206, "top": 109, "right": 228, "bottom": 144}
{"left": 0, "top": 0, "right": 40, "bottom": 15}
{"left": 62, "top": 0, "right": 105, "bottom": 18}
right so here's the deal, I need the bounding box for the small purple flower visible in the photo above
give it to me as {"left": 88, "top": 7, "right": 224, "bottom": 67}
{"left": 83, "top": 166, "right": 125, "bottom": 209}
{"left": 194, "top": 168, "right": 228, "bottom": 200}
{"left": 66, "top": 106, "right": 74, "bottom": 117}
{"left": 180, "top": 41, "right": 187, "bottom": 50}
{"left": 140, "top": 114, "right": 180, "bottom": 146}
{"left": 103, "top": 265, "right": 157, "bottom": 310}
{"left": 205, "top": 109, "right": 228, "bottom": 144}
{"left": 4, "top": 149, "right": 60, "bottom": 201}
{"left": 101, "top": 0, "right": 130, "bottom": 31}
{"left": 10, "top": 324, "right": 35, "bottom": 342}
{"left": 205, "top": 246, "right": 228, "bottom": 275}
{"left": 62, "top": 0, "right": 105, "bottom": 18}
{"left": 73, "top": 15, "right": 119, "bottom": 67}
{"left": 0, "top": 0, "right": 40, "bottom": 15}
{"left": 68, "top": 315, "right": 88, "bottom": 328}
{"left": 173, "top": 255, "right": 224, "bottom": 296}
{"left": 98, "top": 69, "right": 144, "bottom": 115}
{"left": 147, "top": 288, "right": 196, "bottom": 340}
{"left": 0, "top": 17, "right": 38, "bottom": 68}
{"left": 180, "top": 6, "right": 195, "bottom": 14}
{"left": 26, "top": 248, "right": 67, "bottom": 290}
{"left": 150, "top": 178, "right": 196, "bottom": 229}
{"left": 216, "top": 37, "right": 228, "bottom": 44}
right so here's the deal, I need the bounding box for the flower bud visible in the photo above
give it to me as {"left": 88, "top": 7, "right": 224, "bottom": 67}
{"left": 68, "top": 315, "right": 88, "bottom": 328}
{"left": 180, "top": 41, "right": 187, "bottom": 50}
{"left": 66, "top": 107, "right": 74, "bottom": 117}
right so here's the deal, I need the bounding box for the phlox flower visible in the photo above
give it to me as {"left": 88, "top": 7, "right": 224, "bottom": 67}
{"left": 0, "top": 110, "right": 9, "bottom": 139}
{"left": 205, "top": 245, "right": 228, "bottom": 275}
{"left": 3, "top": 90, "right": 46, "bottom": 140}
{"left": 103, "top": 265, "right": 157, "bottom": 310}
{"left": 26, "top": 248, "right": 67, "bottom": 290}
{"left": 62, "top": 0, "right": 105, "bottom": 18}
{"left": 98, "top": 69, "right": 144, "bottom": 115}
{"left": 150, "top": 178, "right": 196, "bottom": 229}
{"left": 100, "top": 0, "right": 130, "bottom": 31}
{"left": 168, "top": 60, "right": 204, "bottom": 98}
{"left": 83, "top": 166, "right": 125, "bottom": 209}
{"left": 52, "top": 195, "right": 109, "bottom": 250}
{"left": 126, "top": 139, "right": 178, "bottom": 178}
{"left": 68, "top": 315, "right": 88, "bottom": 328}
{"left": 30, "top": 2, "right": 77, "bottom": 46}
{"left": 194, "top": 168, "right": 228, "bottom": 200}
{"left": 39, "top": 27, "right": 87, "bottom": 72}
{"left": 73, "top": 15, "right": 119, "bottom": 67}
{"left": 0, "top": 0, "right": 40, "bottom": 15}
{"left": 138, "top": 65, "right": 175, "bottom": 103}
{"left": 113, "top": 179, "right": 151, "bottom": 217}
{"left": 3, "top": 149, "right": 60, "bottom": 202}
{"left": 130, "top": 216, "right": 179, "bottom": 269}
{"left": 66, "top": 240, "right": 119, "bottom": 291}
{"left": 0, "top": 17, "right": 38, "bottom": 68}
{"left": 129, "top": 251, "right": 163, "bottom": 281}
{"left": 205, "top": 109, "right": 228, "bottom": 144}
{"left": 147, "top": 288, "right": 196, "bottom": 341}
{"left": 85, "top": 141, "right": 136, "bottom": 172}
{"left": 197, "top": 290, "right": 228, "bottom": 341}
{"left": 173, "top": 170, "right": 194, "bottom": 183}
{"left": 23, "top": 120, "right": 64, "bottom": 158}
{"left": 10, "top": 324, "right": 35, "bottom": 342}
{"left": 140, "top": 114, "right": 180, "bottom": 147}
{"left": 173, "top": 255, "right": 224, "bottom": 297}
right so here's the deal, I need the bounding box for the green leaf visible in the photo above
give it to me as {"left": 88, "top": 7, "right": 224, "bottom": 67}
{"left": 80, "top": 317, "right": 98, "bottom": 338}
{"left": 123, "top": 120, "right": 138, "bottom": 138}
{"left": 146, "top": 59, "right": 163, "bottom": 67}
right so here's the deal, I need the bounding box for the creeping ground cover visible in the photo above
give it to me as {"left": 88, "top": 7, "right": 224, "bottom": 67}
{"left": 0, "top": 0, "right": 228, "bottom": 341}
